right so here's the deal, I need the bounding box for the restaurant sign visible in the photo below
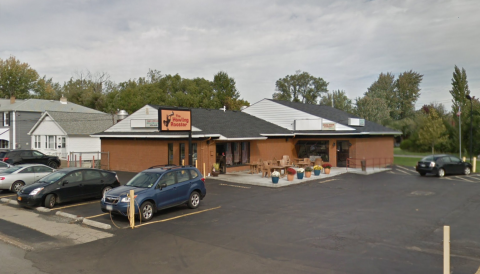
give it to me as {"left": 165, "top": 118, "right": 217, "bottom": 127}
{"left": 322, "top": 123, "right": 336, "bottom": 130}
{"left": 145, "top": 119, "right": 158, "bottom": 128}
{"left": 158, "top": 108, "right": 192, "bottom": 132}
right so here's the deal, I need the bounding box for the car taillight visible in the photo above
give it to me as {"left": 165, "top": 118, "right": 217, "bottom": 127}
{"left": 0, "top": 177, "right": 5, "bottom": 180}
{"left": 3, "top": 157, "right": 8, "bottom": 162}
{"left": 201, "top": 177, "right": 205, "bottom": 184}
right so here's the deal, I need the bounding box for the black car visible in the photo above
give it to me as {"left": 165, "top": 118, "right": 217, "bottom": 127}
{"left": 0, "top": 149, "right": 61, "bottom": 169}
{"left": 17, "top": 168, "right": 120, "bottom": 208}
{"left": 415, "top": 154, "right": 472, "bottom": 177}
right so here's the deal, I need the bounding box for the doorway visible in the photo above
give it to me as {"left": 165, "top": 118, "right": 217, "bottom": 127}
{"left": 215, "top": 144, "right": 227, "bottom": 173}
{"left": 336, "top": 141, "right": 350, "bottom": 167}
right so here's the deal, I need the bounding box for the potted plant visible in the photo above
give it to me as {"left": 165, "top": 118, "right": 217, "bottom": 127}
{"left": 286, "top": 167, "right": 296, "bottom": 181}
{"left": 297, "top": 168, "right": 305, "bottom": 179}
{"left": 305, "top": 166, "right": 313, "bottom": 178}
{"left": 211, "top": 163, "right": 220, "bottom": 177}
{"left": 271, "top": 171, "right": 280, "bottom": 184}
{"left": 313, "top": 165, "right": 322, "bottom": 176}
{"left": 322, "top": 163, "right": 332, "bottom": 174}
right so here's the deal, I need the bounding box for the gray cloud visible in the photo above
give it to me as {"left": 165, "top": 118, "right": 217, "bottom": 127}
{"left": 1, "top": 0, "right": 479, "bottom": 110}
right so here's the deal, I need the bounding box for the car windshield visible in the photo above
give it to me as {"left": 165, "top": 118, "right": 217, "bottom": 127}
{"left": 421, "top": 156, "right": 434, "bottom": 162}
{"left": 0, "top": 166, "right": 23, "bottom": 174}
{"left": 126, "top": 172, "right": 161, "bottom": 188}
{"left": 37, "top": 171, "right": 69, "bottom": 185}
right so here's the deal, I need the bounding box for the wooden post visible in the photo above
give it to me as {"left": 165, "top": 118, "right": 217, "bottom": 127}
{"left": 444, "top": 226, "right": 450, "bottom": 274}
{"left": 473, "top": 157, "right": 477, "bottom": 173}
{"left": 74, "top": 155, "right": 77, "bottom": 167}
{"left": 195, "top": 160, "right": 197, "bottom": 168}
{"left": 203, "top": 163, "right": 205, "bottom": 176}
{"left": 80, "top": 156, "right": 82, "bottom": 167}
{"left": 129, "top": 189, "right": 135, "bottom": 229}
{"left": 67, "top": 155, "right": 70, "bottom": 168}
{"left": 92, "top": 156, "right": 95, "bottom": 169}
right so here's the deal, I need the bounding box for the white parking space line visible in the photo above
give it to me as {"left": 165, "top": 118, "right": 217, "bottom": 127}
{"left": 396, "top": 166, "right": 417, "bottom": 173}
{"left": 318, "top": 179, "right": 338, "bottom": 184}
{"left": 135, "top": 206, "right": 222, "bottom": 228}
{"left": 396, "top": 169, "right": 413, "bottom": 175}
{"left": 454, "top": 177, "right": 477, "bottom": 183}
{"left": 219, "top": 183, "right": 250, "bottom": 189}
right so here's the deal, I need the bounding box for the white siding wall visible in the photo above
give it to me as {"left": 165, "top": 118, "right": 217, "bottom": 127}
{"left": 30, "top": 116, "right": 67, "bottom": 156}
{"left": 68, "top": 136, "right": 101, "bottom": 154}
{"left": 242, "top": 99, "right": 354, "bottom": 131}
{"left": 31, "top": 116, "right": 65, "bottom": 135}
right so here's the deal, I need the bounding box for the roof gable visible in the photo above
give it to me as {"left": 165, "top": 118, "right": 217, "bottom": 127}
{"left": 30, "top": 111, "right": 114, "bottom": 136}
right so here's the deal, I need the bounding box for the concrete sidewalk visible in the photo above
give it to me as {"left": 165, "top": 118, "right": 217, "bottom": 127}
{"left": 207, "top": 167, "right": 390, "bottom": 187}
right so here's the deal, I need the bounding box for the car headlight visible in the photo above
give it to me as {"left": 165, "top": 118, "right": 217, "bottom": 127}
{"left": 430, "top": 162, "right": 435, "bottom": 167}
{"left": 29, "top": 187, "right": 44, "bottom": 196}
{"left": 120, "top": 195, "right": 137, "bottom": 203}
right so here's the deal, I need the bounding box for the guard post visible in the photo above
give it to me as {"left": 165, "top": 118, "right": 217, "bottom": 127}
{"left": 129, "top": 190, "right": 135, "bottom": 229}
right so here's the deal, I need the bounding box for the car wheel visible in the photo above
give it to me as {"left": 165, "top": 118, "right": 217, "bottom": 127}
{"left": 45, "top": 194, "right": 56, "bottom": 208}
{"left": 11, "top": 181, "right": 25, "bottom": 192}
{"left": 187, "top": 191, "right": 200, "bottom": 209}
{"left": 464, "top": 167, "right": 471, "bottom": 175}
{"left": 140, "top": 201, "right": 154, "bottom": 222}
{"left": 102, "top": 186, "right": 112, "bottom": 198}
{"left": 438, "top": 168, "right": 445, "bottom": 177}
{"left": 419, "top": 172, "right": 426, "bottom": 176}
{"left": 47, "top": 161, "right": 58, "bottom": 169}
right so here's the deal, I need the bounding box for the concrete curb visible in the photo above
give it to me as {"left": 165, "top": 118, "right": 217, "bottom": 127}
{"left": 35, "top": 207, "right": 51, "bottom": 213}
{"left": 0, "top": 198, "right": 9, "bottom": 203}
{"left": 8, "top": 199, "right": 18, "bottom": 205}
{"left": 55, "top": 211, "right": 83, "bottom": 221}
{"left": 82, "top": 218, "right": 111, "bottom": 230}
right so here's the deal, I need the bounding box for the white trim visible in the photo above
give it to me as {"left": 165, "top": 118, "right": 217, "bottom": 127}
{"left": 12, "top": 111, "right": 15, "bottom": 149}
{"left": 28, "top": 112, "right": 68, "bottom": 136}
{"left": 294, "top": 131, "right": 401, "bottom": 136}
{"left": 91, "top": 134, "right": 222, "bottom": 138}
{"left": 260, "top": 134, "right": 295, "bottom": 137}
{"left": 217, "top": 137, "right": 268, "bottom": 141}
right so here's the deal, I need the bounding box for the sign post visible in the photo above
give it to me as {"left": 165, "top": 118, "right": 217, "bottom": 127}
{"left": 158, "top": 107, "right": 193, "bottom": 165}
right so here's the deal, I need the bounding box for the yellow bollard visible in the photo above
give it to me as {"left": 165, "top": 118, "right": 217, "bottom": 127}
{"left": 473, "top": 157, "right": 477, "bottom": 173}
{"left": 129, "top": 189, "right": 135, "bottom": 229}
{"left": 182, "top": 159, "right": 184, "bottom": 166}
{"left": 462, "top": 156, "right": 466, "bottom": 162}
{"left": 203, "top": 163, "right": 206, "bottom": 176}
{"left": 195, "top": 160, "right": 197, "bottom": 168}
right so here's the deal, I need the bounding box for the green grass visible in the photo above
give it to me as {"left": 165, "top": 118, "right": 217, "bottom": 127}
{"left": 394, "top": 156, "right": 419, "bottom": 167}
{"left": 393, "top": 148, "right": 434, "bottom": 156}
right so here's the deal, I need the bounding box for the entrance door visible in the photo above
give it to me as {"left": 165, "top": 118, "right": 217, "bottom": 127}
{"left": 336, "top": 141, "right": 350, "bottom": 167}
{"left": 215, "top": 144, "right": 226, "bottom": 173}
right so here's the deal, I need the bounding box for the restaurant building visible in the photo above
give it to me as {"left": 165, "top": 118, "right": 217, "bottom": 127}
{"left": 93, "top": 99, "right": 401, "bottom": 174}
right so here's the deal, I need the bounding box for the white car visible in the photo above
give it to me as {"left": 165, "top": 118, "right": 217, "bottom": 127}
{"left": 0, "top": 161, "right": 12, "bottom": 172}
{"left": 0, "top": 164, "right": 55, "bottom": 192}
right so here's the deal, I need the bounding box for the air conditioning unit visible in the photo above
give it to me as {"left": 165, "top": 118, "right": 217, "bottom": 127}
{"left": 348, "top": 118, "right": 365, "bottom": 126}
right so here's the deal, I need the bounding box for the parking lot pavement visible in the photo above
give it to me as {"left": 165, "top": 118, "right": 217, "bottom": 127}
{"left": 5, "top": 170, "right": 480, "bottom": 273}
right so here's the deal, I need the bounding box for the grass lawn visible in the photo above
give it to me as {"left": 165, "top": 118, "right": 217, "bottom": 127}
{"left": 393, "top": 148, "right": 433, "bottom": 156}
{"left": 394, "top": 157, "right": 419, "bottom": 167}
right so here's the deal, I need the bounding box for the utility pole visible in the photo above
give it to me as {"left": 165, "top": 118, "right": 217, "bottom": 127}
{"left": 458, "top": 105, "right": 461, "bottom": 159}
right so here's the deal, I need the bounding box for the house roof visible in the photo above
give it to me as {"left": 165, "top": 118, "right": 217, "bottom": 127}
{"left": 0, "top": 98, "right": 104, "bottom": 114}
{"left": 94, "top": 105, "right": 293, "bottom": 139}
{"left": 265, "top": 99, "right": 401, "bottom": 135}
{"left": 29, "top": 111, "right": 115, "bottom": 136}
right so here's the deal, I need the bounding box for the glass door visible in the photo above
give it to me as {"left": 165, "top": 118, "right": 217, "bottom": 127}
{"left": 336, "top": 141, "right": 350, "bottom": 167}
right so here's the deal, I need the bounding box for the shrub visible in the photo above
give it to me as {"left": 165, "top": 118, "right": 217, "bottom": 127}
{"left": 322, "top": 163, "right": 332, "bottom": 169}
{"left": 297, "top": 168, "right": 305, "bottom": 173}
{"left": 313, "top": 165, "right": 323, "bottom": 170}
{"left": 212, "top": 163, "right": 220, "bottom": 171}
{"left": 400, "top": 139, "right": 413, "bottom": 151}
{"left": 271, "top": 171, "right": 280, "bottom": 177}
{"left": 305, "top": 166, "right": 313, "bottom": 172}
{"left": 287, "top": 168, "right": 296, "bottom": 175}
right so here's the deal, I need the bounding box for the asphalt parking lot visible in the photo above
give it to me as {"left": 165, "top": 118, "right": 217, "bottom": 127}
{"left": 2, "top": 166, "right": 480, "bottom": 274}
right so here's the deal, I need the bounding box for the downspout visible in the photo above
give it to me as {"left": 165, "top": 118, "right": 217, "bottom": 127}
{"left": 12, "top": 111, "right": 16, "bottom": 149}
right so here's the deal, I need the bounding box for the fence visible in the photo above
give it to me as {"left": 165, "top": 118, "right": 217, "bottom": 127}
{"left": 68, "top": 151, "right": 110, "bottom": 170}
{"left": 346, "top": 157, "right": 393, "bottom": 171}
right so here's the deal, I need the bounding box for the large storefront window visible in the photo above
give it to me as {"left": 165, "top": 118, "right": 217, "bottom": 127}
{"left": 179, "top": 143, "right": 185, "bottom": 165}
{"left": 216, "top": 142, "right": 250, "bottom": 169}
{"left": 296, "top": 141, "right": 329, "bottom": 162}
{"left": 168, "top": 143, "right": 173, "bottom": 165}
{"left": 192, "top": 143, "right": 197, "bottom": 164}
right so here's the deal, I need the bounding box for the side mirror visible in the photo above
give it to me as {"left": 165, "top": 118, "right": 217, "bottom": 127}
{"left": 158, "top": 183, "right": 167, "bottom": 190}
{"left": 62, "top": 180, "right": 69, "bottom": 186}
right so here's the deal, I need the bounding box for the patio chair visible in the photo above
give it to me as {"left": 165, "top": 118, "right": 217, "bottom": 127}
{"left": 282, "top": 155, "right": 291, "bottom": 165}
{"left": 313, "top": 158, "right": 323, "bottom": 167}
{"left": 261, "top": 162, "right": 272, "bottom": 178}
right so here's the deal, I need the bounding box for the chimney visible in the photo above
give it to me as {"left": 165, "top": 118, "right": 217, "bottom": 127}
{"left": 10, "top": 96, "right": 15, "bottom": 104}
{"left": 60, "top": 96, "right": 67, "bottom": 104}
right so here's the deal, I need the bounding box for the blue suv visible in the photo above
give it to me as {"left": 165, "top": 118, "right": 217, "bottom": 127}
{"left": 100, "top": 166, "right": 206, "bottom": 221}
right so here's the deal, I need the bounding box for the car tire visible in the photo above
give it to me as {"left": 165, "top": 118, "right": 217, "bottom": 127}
{"left": 187, "top": 191, "right": 200, "bottom": 209}
{"left": 140, "top": 201, "right": 154, "bottom": 222}
{"left": 464, "top": 167, "right": 471, "bottom": 175}
{"left": 47, "top": 161, "right": 58, "bottom": 169}
{"left": 102, "top": 186, "right": 112, "bottom": 198}
{"left": 11, "top": 181, "right": 25, "bottom": 192}
{"left": 45, "top": 194, "right": 56, "bottom": 208}
{"left": 438, "top": 168, "right": 445, "bottom": 177}
{"left": 419, "top": 172, "right": 426, "bottom": 176}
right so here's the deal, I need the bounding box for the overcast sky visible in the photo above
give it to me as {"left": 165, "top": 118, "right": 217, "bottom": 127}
{"left": 1, "top": 0, "right": 479, "bottom": 110}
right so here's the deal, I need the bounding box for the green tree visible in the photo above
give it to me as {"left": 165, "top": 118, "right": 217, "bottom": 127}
{"left": 394, "top": 70, "right": 423, "bottom": 119}
{"left": 417, "top": 109, "right": 448, "bottom": 154}
{"left": 212, "top": 71, "right": 248, "bottom": 110}
{"left": 319, "top": 90, "right": 353, "bottom": 113}
{"left": 365, "top": 72, "right": 398, "bottom": 119}
{"left": 273, "top": 70, "right": 328, "bottom": 104}
{"left": 0, "top": 56, "right": 39, "bottom": 99}
{"left": 62, "top": 71, "right": 112, "bottom": 111}
{"left": 449, "top": 65, "right": 470, "bottom": 119}
{"left": 354, "top": 96, "right": 390, "bottom": 124}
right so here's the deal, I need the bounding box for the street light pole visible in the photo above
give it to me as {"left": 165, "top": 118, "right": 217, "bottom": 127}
{"left": 466, "top": 95, "right": 474, "bottom": 163}
{"left": 458, "top": 105, "right": 461, "bottom": 159}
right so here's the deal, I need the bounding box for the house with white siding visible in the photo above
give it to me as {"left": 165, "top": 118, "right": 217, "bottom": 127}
{"left": 28, "top": 111, "right": 114, "bottom": 159}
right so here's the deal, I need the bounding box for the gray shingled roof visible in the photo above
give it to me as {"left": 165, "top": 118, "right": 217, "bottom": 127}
{"left": 268, "top": 99, "right": 401, "bottom": 134}
{"left": 44, "top": 112, "right": 115, "bottom": 136}
{"left": 0, "top": 99, "right": 104, "bottom": 114}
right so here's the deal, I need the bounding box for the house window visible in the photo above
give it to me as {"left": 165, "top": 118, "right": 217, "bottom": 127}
{"left": 61, "top": 137, "right": 66, "bottom": 148}
{"left": 34, "top": 136, "right": 41, "bottom": 149}
{"left": 45, "top": 135, "right": 57, "bottom": 149}
{"left": 3, "top": 112, "right": 10, "bottom": 127}
{"left": 0, "top": 140, "right": 8, "bottom": 148}
{"left": 192, "top": 143, "right": 197, "bottom": 164}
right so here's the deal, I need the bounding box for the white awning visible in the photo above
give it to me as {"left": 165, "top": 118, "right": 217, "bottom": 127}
{"left": 0, "top": 128, "right": 9, "bottom": 141}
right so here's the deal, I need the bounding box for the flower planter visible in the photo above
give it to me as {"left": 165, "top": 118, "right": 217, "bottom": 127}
{"left": 324, "top": 168, "right": 331, "bottom": 175}
{"left": 287, "top": 174, "right": 295, "bottom": 181}
{"left": 305, "top": 171, "right": 312, "bottom": 178}
{"left": 297, "top": 173, "right": 304, "bottom": 179}
{"left": 272, "top": 177, "right": 279, "bottom": 184}
{"left": 211, "top": 171, "right": 220, "bottom": 177}
{"left": 314, "top": 170, "right": 321, "bottom": 176}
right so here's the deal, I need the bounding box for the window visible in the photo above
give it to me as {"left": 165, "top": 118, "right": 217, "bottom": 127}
{"left": 3, "top": 112, "right": 10, "bottom": 127}
{"left": 168, "top": 143, "right": 173, "bottom": 165}
{"left": 0, "top": 162, "right": 8, "bottom": 167}
{"left": 62, "top": 171, "right": 83, "bottom": 184}
{"left": 32, "top": 151, "right": 44, "bottom": 157}
{"left": 189, "top": 169, "right": 199, "bottom": 179}
{"left": 450, "top": 157, "right": 462, "bottom": 163}
{"left": 179, "top": 143, "right": 185, "bottom": 165}
{"left": 61, "top": 137, "right": 66, "bottom": 148}
{"left": 19, "top": 167, "right": 35, "bottom": 173}
{"left": 34, "top": 166, "right": 53, "bottom": 173}
{"left": 84, "top": 170, "right": 102, "bottom": 180}
{"left": 296, "top": 141, "right": 330, "bottom": 162}
{"left": 34, "top": 136, "right": 41, "bottom": 149}
{"left": 176, "top": 170, "right": 190, "bottom": 183}
{"left": 158, "top": 172, "right": 176, "bottom": 186}
{"left": 0, "top": 140, "right": 8, "bottom": 149}
{"left": 217, "top": 142, "right": 250, "bottom": 167}
{"left": 46, "top": 135, "right": 57, "bottom": 149}
{"left": 20, "top": 151, "right": 33, "bottom": 157}
{"left": 192, "top": 143, "right": 197, "bottom": 164}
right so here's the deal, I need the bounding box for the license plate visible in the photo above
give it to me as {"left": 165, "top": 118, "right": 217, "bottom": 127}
{"left": 420, "top": 164, "right": 425, "bottom": 167}
{"left": 106, "top": 205, "right": 113, "bottom": 211}
{"left": 17, "top": 196, "right": 22, "bottom": 201}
